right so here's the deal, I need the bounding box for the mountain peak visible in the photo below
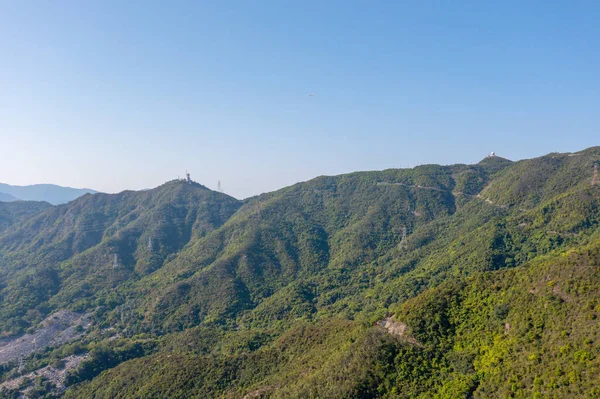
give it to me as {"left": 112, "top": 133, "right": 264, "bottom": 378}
{"left": 477, "top": 153, "right": 512, "bottom": 165}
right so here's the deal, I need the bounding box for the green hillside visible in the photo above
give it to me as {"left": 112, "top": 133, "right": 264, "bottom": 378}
{"left": 0, "top": 201, "right": 51, "bottom": 233}
{"left": 1, "top": 147, "right": 600, "bottom": 398}
{"left": 0, "top": 181, "right": 241, "bottom": 337}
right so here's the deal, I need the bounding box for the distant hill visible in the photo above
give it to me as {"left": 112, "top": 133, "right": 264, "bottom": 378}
{"left": 0, "top": 183, "right": 98, "bottom": 205}
{"left": 0, "top": 192, "right": 18, "bottom": 202}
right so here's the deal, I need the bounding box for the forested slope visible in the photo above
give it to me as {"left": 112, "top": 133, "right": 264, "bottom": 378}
{"left": 0, "top": 201, "right": 51, "bottom": 234}
{"left": 1, "top": 147, "right": 599, "bottom": 398}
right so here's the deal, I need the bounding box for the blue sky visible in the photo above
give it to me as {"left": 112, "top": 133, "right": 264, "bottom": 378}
{"left": 1, "top": 1, "right": 599, "bottom": 198}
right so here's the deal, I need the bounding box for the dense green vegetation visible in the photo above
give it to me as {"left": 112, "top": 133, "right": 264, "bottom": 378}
{"left": 1, "top": 147, "right": 600, "bottom": 398}
{"left": 0, "top": 201, "right": 51, "bottom": 233}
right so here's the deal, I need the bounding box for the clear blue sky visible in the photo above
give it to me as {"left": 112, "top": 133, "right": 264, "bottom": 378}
{"left": 1, "top": 1, "right": 599, "bottom": 199}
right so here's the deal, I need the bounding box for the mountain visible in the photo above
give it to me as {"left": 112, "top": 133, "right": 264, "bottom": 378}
{"left": 0, "top": 183, "right": 98, "bottom": 205}
{"left": 0, "top": 201, "right": 52, "bottom": 234}
{"left": 0, "top": 148, "right": 599, "bottom": 398}
{"left": 0, "top": 193, "right": 18, "bottom": 202}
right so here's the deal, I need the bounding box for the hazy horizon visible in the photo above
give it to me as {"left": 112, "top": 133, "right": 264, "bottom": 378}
{"left": 2, "top": 1, "right": 599, "bottom": 199}
{"left": 2, "top": 145, "right": 598, "bottom": 200}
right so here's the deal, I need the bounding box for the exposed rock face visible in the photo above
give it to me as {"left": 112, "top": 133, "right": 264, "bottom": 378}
{"left": 0, "top": 310, "right": 91, "bottom": 364}
{"left": 377, "top": 317, "right": 421, "bottom": 346}
{"left": 242, "top": 386, "right": 273, "bottom": 399}
{"left": 0, "top": 353, "right": 89, "bottom": 396}
{"left": 379, "top": 317, "right": 408, "bottom": 336}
